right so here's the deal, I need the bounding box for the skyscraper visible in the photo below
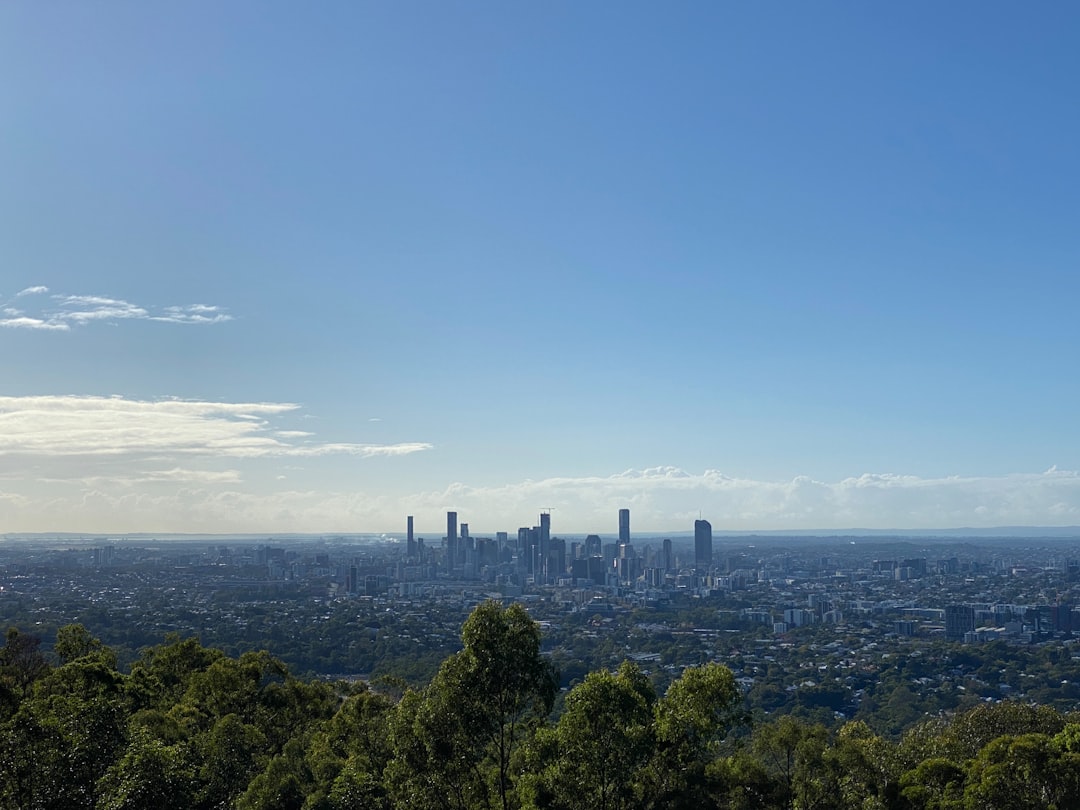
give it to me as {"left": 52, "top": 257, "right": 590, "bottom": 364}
{"left": 584, "top": 534, "right": 602, "bottom": 558}
{"left": 539, "top": 511, "right": 552, "bottom": 579}
{"left": 694, "top": 519, "right": 712, "bottom": 570}
{"left": 406, "top": 515, "right": 416, "bottom": 559}
{"left": 618, "top": 508, "right": 630, "bottom": 543}
{"left": 446, "top": 511, "right": 458, "bottom": 568}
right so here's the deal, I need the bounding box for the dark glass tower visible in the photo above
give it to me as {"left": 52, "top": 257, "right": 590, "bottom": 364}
{"left": 446, "top": 511, "right": 458, "bottom": 568}
{"left": 694, "top": 519, "right": 712, "bottom": 570}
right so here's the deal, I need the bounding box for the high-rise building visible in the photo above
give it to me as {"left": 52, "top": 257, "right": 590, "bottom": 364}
{"left": 538, "top": 511, "right": 552, "bottom": 578}
{"left": 526, "top": 527, "right": 541, "bottom": 574}
{"left": 584, "top": 534, "right": 602, "bottom": 558}
{"left": 662, "top": 537, "right": 673, "bottom": 571}
{"left": 406, "top": 515, "right": 416, "bottom": 559}
{"left": 446, "top": 511, "right": 458, "bottom": 568}
{"left": 619, "top": 508, "right": 630, "bottom": 543}
{"left": 694, "top": 519, "right": 712, "bottom": 570}
{"left": 945, "top": 605, "right": 975, "bottom": 641}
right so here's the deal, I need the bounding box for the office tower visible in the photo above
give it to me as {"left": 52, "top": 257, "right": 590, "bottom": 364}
{"left": 526, "top": 527, "right": 541, "bottom": 574}
{"left": 407, "top": 516, "right": 416, "bottom": 559}
{"left": 446, "top": 511, "right": 458, "bottom": 568}
{"left": 619, "top": 508, "right": 630, "bottom": 543}
{"left": 662, "top": 537, "right": 673, "bottom": 571}
{"left": 539, "top": 512, "right": 551, "bottom": 577}
{"left": 945, "top": 605, "right": 975, "bottom": 641}
{"left": 585, "top": 534, "right": 602, "bottom": 558}
{"left": 548, "top": 537, "right": 566, "bottom": 578}
{"left": 694, "top": 519, "right": 712, "bottom": 570}
{"left": 461, "top": 523, "right": 469, "bottom": 540}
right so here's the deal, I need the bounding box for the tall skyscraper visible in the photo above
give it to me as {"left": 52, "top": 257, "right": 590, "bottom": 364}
{"left": 539, "top": 511, "right": 552, "bottom": 578}
{"left": 618, "top": 508, "right": 630, "bottom": 543}
{"left": 694, "top": 519, "right": 712, "bottom": 570}
{"left": 662, "top": 537, "right": 673, "bottom": 571}
{"left": 406, "top": 515, "right": 416, "bottom": 559}
{"left": 584, "top": 534, "right": 602, "bottom": 558}
{"left": 446, "top": 511, "right": 458, "bottom": 568}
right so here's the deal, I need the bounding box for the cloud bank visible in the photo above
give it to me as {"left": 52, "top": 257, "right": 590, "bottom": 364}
{"left": 397, "top": 466, "right": 1080, "bottom": 533}
{"left": 2, "top": 461, "right": 1080, "bottom": 535}
{"left": 0, "top": 395, "right": 431, "bottom": 461}
{"left": 0, "top": 287, "right": 232, "bottom": 330}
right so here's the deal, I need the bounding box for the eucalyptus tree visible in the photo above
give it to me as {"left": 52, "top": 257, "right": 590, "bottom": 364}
{"left": 387, "top": 601, "right": 557, "bottom": 810}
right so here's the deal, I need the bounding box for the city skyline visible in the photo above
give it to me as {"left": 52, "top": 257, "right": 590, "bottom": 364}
{"left": 3, "top": 5, "right": 1080, "bottom": 534}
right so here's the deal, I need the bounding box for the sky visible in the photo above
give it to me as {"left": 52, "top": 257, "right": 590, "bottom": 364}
{"left": 2, "top": 2, "right": 1080, "bottom": 536}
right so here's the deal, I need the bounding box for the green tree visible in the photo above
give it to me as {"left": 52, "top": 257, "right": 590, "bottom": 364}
{"left": 899, "top": 757, "right": 965, "bottom": 810}
{"left": 460, "top": 601, "right": 559, "bottom": 810}
{"left": 0, "top": 628, "right": 49, "bottom": 694}
{"left": 96, "top": 728, "right": 197, "bottom": 810}
{"left": 751, "top": 715, "right": 833, "bottom": 810}
{"left": 127, "top": 634, "right": 225, "bottom": 711}
{"left": 235, "top": 740, "right": 309, "bottom": 810}
{"left": 527, "top": 662, "right": 655, "bottom": 810}
{"left": 29, "top": 648, "right": 131, "bottom": 807}
{"left": 645, "top": 662, "right": 742, "bottom": 808}
{"left": 193, "top": 713, "right": 269, "bottom": 810}
{"left": 305, "top": 686, "right": 393, "bottom": 810}
{"left": 55, "top": 623, "right": 109, "bottom": 665}
{"left": 387, "top": 601, "right": 556, "bottom": 810}
{"left": 962, "top": 733, "right": 1078, "bottom": 810}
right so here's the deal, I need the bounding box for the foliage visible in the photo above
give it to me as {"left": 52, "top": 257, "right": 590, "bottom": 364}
{"left": 0, "top": 608, "right": 1078, "bottom": 809}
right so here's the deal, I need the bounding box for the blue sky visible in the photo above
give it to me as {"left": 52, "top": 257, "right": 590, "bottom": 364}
{"left": 2, "top": 2, "right": 1079, "bottom": 535}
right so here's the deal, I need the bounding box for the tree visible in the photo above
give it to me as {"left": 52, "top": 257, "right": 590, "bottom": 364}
{"left": 899, "top": 757, "right": 965, "bottom": 810}
{"left": 55, "top": 623, "right": 109, "bottom": 665}
{"left": 750, "top": 715, "right": 833, "bottom": 810}
{"left": 528, "top": 662, "right": 655, "bottom": 810}
{"left": 96, "top": 728, "right": 197, "bottom": 810}
{"left": 459, "top": 601, "right": 559, "bottom": 810}
{"left": 962, "top": 733, "right": 1078, "bottom": 810}
{"left": 645, "top": 662, "right": 742, "bottom": 808}
{"left": 194, "top": 713, "right": 269, "bottom": 810}
{"left": 830, "top": 720, "right": 900, "bottom": 810}
{"left": 0, "top": 628, "right": 49, "bottom": 693}
{"left": 387, "top": 601, "right": 557, "bottom": 810}
{"left": 305, "top": 686, "right": 394, "bottom": 810}
{"left": 24, "top": 646, "right": 131, "bottom": 807}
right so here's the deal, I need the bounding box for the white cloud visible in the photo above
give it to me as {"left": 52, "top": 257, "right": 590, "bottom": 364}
{"left": 156, "top": 304, "right": 232, "bottom": 324}
{"left": 386, "top": 467, "right": 1080, "bottom": 535}
{"left": 283, "top": 442, "right": 433, "bottom": 458}
{"left": 143, "top": 468, "right": 244, "bottom": 484}
{"left": 1, "top": 465, "right": 1072, "bottom": 535}
{"left": 0, "top": 395, "right": 431, "bottom": 464}
{"left": 0, "top": 289, "right": 232, "bottom": 330}
{"left": 12, "top": 466, "right": 1080, "bottom": 535}
{"left": 0, "top": 316, "right": 70, "bottom": 331}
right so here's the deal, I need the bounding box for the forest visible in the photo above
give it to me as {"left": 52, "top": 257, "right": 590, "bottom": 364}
{"left": 2, "top": 600, "right": 1079, "bottom": 810}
